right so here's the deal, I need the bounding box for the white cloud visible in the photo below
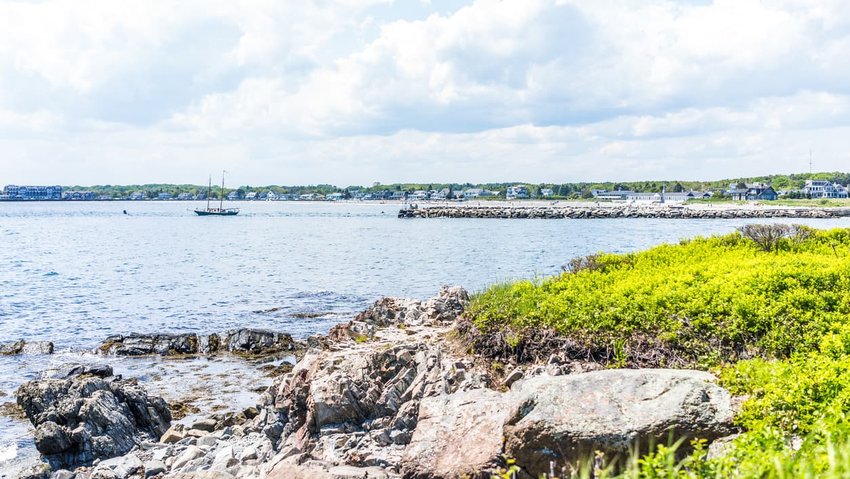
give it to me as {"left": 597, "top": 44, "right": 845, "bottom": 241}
{"left": 1, "top": 0, "right": 850, "bottom": 185}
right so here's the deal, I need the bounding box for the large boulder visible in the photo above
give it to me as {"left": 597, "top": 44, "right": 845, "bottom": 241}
{"left": 397, "top": 369, "right": 734, "bottom": 478}
{"left": 502, "top": 369, "right": 736, "bottom": 475}
{"left": 16, "top": 364, "right": 171, "bottom": 470}
{"left": 401, "top": 389, "right": 511, "bottom": 479}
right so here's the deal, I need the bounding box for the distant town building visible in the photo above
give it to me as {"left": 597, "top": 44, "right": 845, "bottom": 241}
{"left": 327, "top": 192, "right": 345, "bottom": 201}
{"left": 506, "top": 185, "right": 530, "bottom": 199}
{"left": 176, "top": 193, "right": 193, "bottom": 200}
{"left": 157, "top": 192, "right": 173, "bottom": 200}
{"left": 540, "top": 188, "right": 555, "bottom": 198}
{"left": 227, "top": 191, "right": 240, "bottom": 200}
{"left": 593, "top": 190, "right": 634, "bottom": 200}
{"left": 727, "top": 183, "right": 778, "bottom": 201}
{"left": 62, "top": 191, "right": 96, "bottom": 200}
{"left": 2, "top": 185, "right": 62, "bottom": 200}
{"left": 463, "top": 188, "right": 498, "bottom": 198}
{"left": 803, "top": 180, "right": 849, "bottom": 199}
{"left": 245, "top": 191, "right": 258, "bottom": 200}
{"left": 129, "top": 191, "right": 147, "bottom": 200}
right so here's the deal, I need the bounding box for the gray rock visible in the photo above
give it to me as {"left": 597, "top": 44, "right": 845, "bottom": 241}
{"left": 160, "top": 424, "right": 186, "bottom": 444}
{"left": 17, "top": 365, "right": 171, "bottom": 470}
{"left": 34, "top": 421, "right": 72, "bottom": 455}
{"left": 171, "top": 445, "right": 204, "bottom": 470}
{"left": 144, "top": 460, "right": 166, "bottom": 478}
{"left": 224, "top": 328, "right": 296, "bottom": 355}
{"left": 20, "top": 462, "right": 53, "bottom": 479}
{"left": 50, "top": 470, "right": 75, "bottom": 479}
{"left": 0, "top": 340, "right": 54, "bottom": 355}
{"left": 401, "top": 389, "right": 511, "bottom": 478}
{"left": 503, "top": 368, "right": 524, "bottom": 387}
{"left": 191, "top": 417, "right": 217, "bottom": 432}
{"left": 196, "top": 434, "right": 217, "bottom": 447}
{"left": 93, "top": 453, "right": 143, "bottom": 479}
{"left": 41, "top": 363, "right": 113, "bottom": 380}
{"left": 98, "top": 334, "right": 199, "bottom": 356}
{"left": 267, "top": 457, "right": 390, "bottom": 479}
{"left": 503, "top": 369, "right": 736, "bottom": 475}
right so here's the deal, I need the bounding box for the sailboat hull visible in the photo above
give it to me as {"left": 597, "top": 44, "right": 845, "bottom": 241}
{"left": 194, "top": 209, "right": 239, "bottom": 216}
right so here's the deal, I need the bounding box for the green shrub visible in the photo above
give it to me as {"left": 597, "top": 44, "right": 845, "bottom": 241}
{"left": 466, "top": 227, "right": 850, "bottom": 367}
{"left": 466, "top": 227, "right": 850, "bottom": 478}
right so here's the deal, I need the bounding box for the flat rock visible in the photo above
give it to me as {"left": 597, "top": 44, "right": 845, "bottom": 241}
{"left": 401, "top": 388, "right": 511, "bottom": 478}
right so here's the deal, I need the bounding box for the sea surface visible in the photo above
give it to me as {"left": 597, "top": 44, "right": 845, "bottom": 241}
{"left": 1, "top": 200, "right": 848, "bottom": 475}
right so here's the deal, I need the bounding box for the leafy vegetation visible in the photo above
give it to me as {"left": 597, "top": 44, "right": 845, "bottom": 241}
{"left": 468, "top": 226, "right": 850, "bottom": 478}
{"left": 57, "top": 171, "right": 850, "bottom": 200}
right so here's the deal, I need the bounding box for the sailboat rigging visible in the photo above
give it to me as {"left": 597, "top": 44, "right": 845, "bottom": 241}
{"left": 194, "top": 171, "right": 239, "bottom": 216}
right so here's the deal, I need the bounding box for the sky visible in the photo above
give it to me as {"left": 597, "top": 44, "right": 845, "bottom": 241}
{"left": 1, "top": 0, "right": 850, "bottom": 186}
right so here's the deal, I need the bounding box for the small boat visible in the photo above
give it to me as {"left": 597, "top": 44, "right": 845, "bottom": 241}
{"left": 195, "top": 171, "right": 239, "bottom": 216}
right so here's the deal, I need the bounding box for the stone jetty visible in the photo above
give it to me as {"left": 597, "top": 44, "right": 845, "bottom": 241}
{"left": 398, "top": 204, "right": 850, "bottom": 219}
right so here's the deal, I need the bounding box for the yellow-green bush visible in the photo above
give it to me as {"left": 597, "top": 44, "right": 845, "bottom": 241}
{"left": 467, "top": 227, "right": 850, "bottom": 367}
{"left": 468, "top": 227, "right": 850, "bottom": 478}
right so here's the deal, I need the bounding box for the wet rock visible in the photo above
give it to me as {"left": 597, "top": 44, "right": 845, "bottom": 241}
{"left": 98, "top": 334, "right": 199, "bottom": 356}
{"left": 41, "top": 363, "right": 114, "bottom": 380}
{"left": 16, "top": 365, "right": 171, "bottom": 470}
{"left": 0, "top": 340, "right": 54, "bottom": 355}
{"left": 224, "top": 328, "right": 296, "bottom": 356}
{"left": 49, "top": 470, "right": 75, "bottom": 479}
{"left": 503, "top": 369, "right": 736, "bottom": 475}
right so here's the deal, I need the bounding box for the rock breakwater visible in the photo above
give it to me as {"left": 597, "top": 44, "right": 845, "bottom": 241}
{"left": 399, "top": 205, "right": 850, "bottom": 219}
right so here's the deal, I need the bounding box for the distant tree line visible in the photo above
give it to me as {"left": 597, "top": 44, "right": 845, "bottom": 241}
{"left": 62, "top": 172, "right": 850, "bottom": 200}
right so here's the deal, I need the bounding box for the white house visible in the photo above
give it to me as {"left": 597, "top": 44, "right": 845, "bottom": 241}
{"left": 506, "top": 185, "right": 530, "bottom": 199}
{"left": 804, "top": 180, "right": 849, "bottom": 198}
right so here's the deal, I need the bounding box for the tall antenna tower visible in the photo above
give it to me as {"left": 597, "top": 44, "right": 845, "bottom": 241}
{"left": 809, "top": 148, "right": 813, "bottom": 174}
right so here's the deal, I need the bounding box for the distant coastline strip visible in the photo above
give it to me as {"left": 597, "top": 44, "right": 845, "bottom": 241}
{"left": 398, "top": 205, "right": 850, "bottom": 219}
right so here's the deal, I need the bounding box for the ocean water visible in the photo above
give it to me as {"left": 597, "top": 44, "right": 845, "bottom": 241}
{"left": 1, "top": 200, "right": 848, "bottom": 474}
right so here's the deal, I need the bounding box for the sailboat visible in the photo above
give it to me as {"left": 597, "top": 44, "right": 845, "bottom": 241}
{"left": 194, "top": 171, "right": 240, "bottom": 216}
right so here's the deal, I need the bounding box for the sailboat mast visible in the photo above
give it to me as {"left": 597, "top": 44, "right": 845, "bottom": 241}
{"left": 220, "top": 170, "right": 225, "bottom": 210}
{"left": 206, "top": 176, "right": 211, "bottom": 210}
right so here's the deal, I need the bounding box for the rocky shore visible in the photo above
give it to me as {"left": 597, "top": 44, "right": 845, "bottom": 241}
{"left": 16, "top": 287, "right": 739, "bottom": 479}
{"left": 398, "top": 204, "right": 850, "bottom": 219}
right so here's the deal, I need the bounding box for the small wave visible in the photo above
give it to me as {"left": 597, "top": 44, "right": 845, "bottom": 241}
{"left": 0, "top": 442, "right": 17, "bottom": 462}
